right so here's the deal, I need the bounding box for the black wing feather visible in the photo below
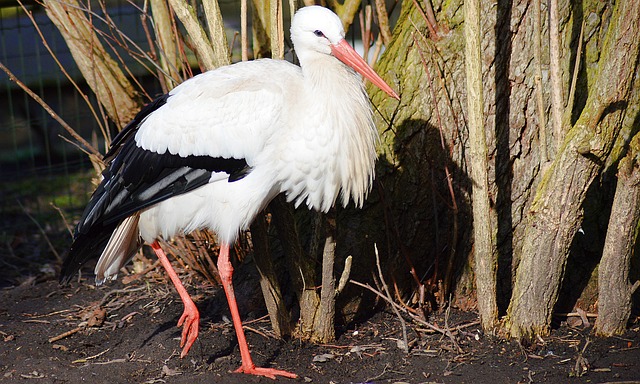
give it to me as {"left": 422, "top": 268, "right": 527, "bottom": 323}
{"left": 61, "top": 94, "right": 250, "bottom": 283}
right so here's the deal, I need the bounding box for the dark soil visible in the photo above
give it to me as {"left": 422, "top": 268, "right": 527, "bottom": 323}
{"left": 1, "top": 268, "right": 639, "bottom": 384}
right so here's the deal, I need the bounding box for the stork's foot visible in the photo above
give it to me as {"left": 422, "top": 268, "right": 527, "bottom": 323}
{"left": 234, "top": 363, "right": 298, "bottom": 379}
{"left": 177, "top": 301, "right": 200, "bottom": 358}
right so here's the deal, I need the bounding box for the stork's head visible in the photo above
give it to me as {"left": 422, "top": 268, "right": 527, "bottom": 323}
{"left": 290, "top": 6, "right": 399, "bottom": 100}
{"left": 291, "top": 6, "right": 344, "bottom": 55}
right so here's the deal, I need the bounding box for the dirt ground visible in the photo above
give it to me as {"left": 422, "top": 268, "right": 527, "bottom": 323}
{"left": 1, "top": 262, "right": 639, "bottom": 384}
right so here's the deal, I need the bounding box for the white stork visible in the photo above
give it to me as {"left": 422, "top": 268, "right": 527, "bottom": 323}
{"left": 61, "top": 5, "right": 399, "bottom": 379}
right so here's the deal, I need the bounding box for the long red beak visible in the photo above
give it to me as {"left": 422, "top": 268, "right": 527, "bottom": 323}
{"left": 331, "top": 39, "right": 400, "bottom": 100}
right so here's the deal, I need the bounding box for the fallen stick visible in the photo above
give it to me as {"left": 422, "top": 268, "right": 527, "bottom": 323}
{"left": 48, "top": 326, "right": 83, "bottom": 343}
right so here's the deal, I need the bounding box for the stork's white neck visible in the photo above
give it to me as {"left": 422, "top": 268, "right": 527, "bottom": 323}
{"left": 278, "top": 52, "right": 378, "bottom": 212}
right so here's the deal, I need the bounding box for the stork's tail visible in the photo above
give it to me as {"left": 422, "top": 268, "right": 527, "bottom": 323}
{"left": 60, "top": 214, "right": 141, "bottom": 285}
{"left": 94, "top": 214, "right": 141, "bottom": 285}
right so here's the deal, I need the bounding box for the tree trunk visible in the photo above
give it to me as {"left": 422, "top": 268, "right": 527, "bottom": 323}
{"left": 250, "top": 215, "right": 293, "bottom": 338}
{"left": 465, "top": 0, "right": 498, "bottom": 332}
{"left": 268, "top": 196, "right": 322, "bottom": 339}
{"left": 595, "top": 133, "right": 640, "bottom": 336}
{"left": 313, "top": 235, "right": 337, "bottom": 342}
{"left": 505, "top": 0, "right": 640, "bottom": 339}
{"left": 363, "top": 0, "right": 640, "bottom": 333}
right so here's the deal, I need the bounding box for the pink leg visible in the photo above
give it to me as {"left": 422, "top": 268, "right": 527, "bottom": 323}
{"left": 151, "top": 240, "right": 199, "bottom": 358}
{"left": 217, "top": 243, "right": 297, "bottom": 379}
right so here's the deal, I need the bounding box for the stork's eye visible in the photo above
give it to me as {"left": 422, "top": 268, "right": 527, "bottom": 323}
{"left": 314, "top": 30, "right": 325, "bottom": 37}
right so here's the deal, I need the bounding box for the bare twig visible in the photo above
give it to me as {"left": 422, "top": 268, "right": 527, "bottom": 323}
{"left": 0, "top": 61, "right": 100, "bottom": 158}
{"left": 23, "top": 309, "right": 74, "bottom": 319}
{"left": 442, "top": 298, "right": 463, "bottom": 352}
{"left": 17, "top": 200, "right": 62, "bottom": 263}
{"left": 244, "top": 325, "right": 276, "bottom": 339}
{"left": 149, "top": 0, "right": 181, "bottom": 91}
{"left": 336, "top": 255, "right": 352, "bottom": 296}
{"left": 43, "top": 0, "right": 141, "bottom": 129}
{"left": 350, "top": 278, "right": 464, "bottom": 349}
{"left": 464, "top": 0, "right": 498, "bottom": 332}
{"left": 564, "top": 20, "right": 585, "bottom": 127}
{"left": 99, "top": 286, "right": 147, "bottom": 307}
{"left": 48, "top": 326, "right": 83, "bottom": 343}
{"left": 269, "top": 0, "right": 284, "bottom": 59}
{"left": 632, "top": 280, "right": 640, "bottom": 295}
{"left": 373, "top": 244, "right": 409, "bottom": 353}
{"left": 412, "top": 0, "right": 438, "bottom": 39}
{"left": 202, "top": 0, "right": 231, "bottom": 65}
{"left": 533, "top": 0, "right": 548, "bottom": 163}
{"left": 121, "top": 259, "right": 161, "bottom": 284}
{"left": 50, "top": 202, "right": 74, "bottom": 238}
{"left": 23, "top": 0, "right": 107, "bottom": 142}
{"left": 328, "top": 0, "right": 363, "bottom": 32}
{"left": 241, "top": 0, "right": 248, "bottom": 61}
{"left": 548, "top": 0, "right": 564, "bottom": 150}
{"left": 72, "top": 348, "right": 110, "bottom": 363}
{"left": 360, "top": 6, "right": 373, "bottom": 63}
{"left": 315, "top": 235, "right": 337, "bottom": 341}
{"left": 167, "top": 0, "right": 220, "bottom": 70}
{"left": 374, "top": 0, "right": 392, "bottom": 45}
{"left": 573, "top": 339, "right": 591, "bottom": 377}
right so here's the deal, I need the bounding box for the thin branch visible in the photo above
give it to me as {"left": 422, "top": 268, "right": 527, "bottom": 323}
{"left": 360, "top": 6, "right": 372, "bottom": 63}
{"left": 350, "top": 278, "right": 462, "bottom": 348}
{"left": 464, "top": 0, "right": 498, "bottom": 331}
{"left": 22, "top": 0, "right": 106, "bottom": 145}
{"left": 548, "top": 0, "right": 564, "bottom": 151}
{"left": 533, "top": 0, "right": 548, "bottom": 163}
{"left": 374, "top": 0, "right": 392, "bottom": 45}
{"left": 17, "top": 200, "right": 62, "bottom": 263}
{"left": 335, "top": 255, "right": 352, "bottom": 295}
{"left": 328, "top": 0, "right": 363, "bottom": 32}
{"left": 373, "top": 244, "right": 408, "bottom": 352}
{"left": 412, "top": 0, "right": 438, "bottom": 39}
{"left": 167, "top": 0, "right": 219, "bottom": 70}
{"left": 269, "top": 0, "right": 284, "bottom": 59}
{"left": 50, "top": 202, "right": 74, "bottom": 238}
{"left": 564, "top": 20, "right": 585, "bottom": 127}
{"left": 202, "top": 0, "right": 231, "bottom": 65}
{"left": 241, "top": 0, "right": 248, "bottom": 61}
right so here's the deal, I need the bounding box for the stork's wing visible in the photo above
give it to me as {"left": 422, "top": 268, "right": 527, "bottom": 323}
{"left": 134, "top": 59, "right": 299, "bottom": 162}
{"left": 61, "top": 132, "right": 249, "bottom": 283}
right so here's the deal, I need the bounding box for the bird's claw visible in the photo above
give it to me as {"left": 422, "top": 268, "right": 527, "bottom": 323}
{"left": 234, "top": 364, "right": 298, "bottom": 379}
{"left": 176, "top": 302, "right": 200, "bottom": 358}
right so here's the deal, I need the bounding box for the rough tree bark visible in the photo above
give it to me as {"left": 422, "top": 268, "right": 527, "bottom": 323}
{"left": 595, "top": 133, "right": 640, "bottom": 336}
{"left": 314, "top": 235, "right": 337, "bottom": 342}
{"left": 465, "top": 0, "right": 498, "bottom": 332}
{"left": 269, "top": 196, "right": 322, "bottom": 339}
{"left": 505, "top": 0, "right": 640, "bottom": 339}
{"left": 360, "top": 0, "right": 640, "bottom": 335}
{"left": 250, "top": 216, "right": 293, "bottom": 338}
